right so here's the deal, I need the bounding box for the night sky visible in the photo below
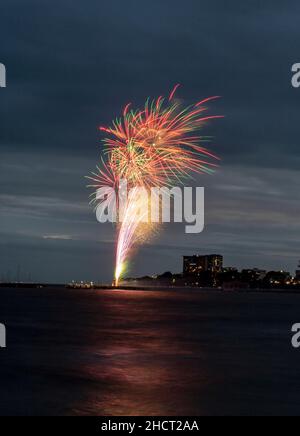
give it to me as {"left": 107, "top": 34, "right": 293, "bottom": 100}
{"left": 0, "top": 0, "right": 300, "bottom": 283}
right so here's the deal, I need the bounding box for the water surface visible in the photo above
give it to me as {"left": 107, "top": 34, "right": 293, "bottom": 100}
{"left": 0, "top": 288, "right": 299, "bottom": 416}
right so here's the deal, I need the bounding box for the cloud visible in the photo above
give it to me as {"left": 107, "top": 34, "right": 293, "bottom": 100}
{"left": 1, "top": 0, "right": 300, "bottom": 281}
{"left": 43, "top": 235, "right": 73, "bottom": 240}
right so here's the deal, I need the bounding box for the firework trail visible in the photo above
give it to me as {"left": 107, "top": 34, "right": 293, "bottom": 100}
{"left": 89, "top": 85, "right": 222, "bottom": 286}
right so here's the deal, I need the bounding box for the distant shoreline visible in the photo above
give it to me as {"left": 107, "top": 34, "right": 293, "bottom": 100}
{"left": 1, "top": 283, "right": 300, "bottom": 295}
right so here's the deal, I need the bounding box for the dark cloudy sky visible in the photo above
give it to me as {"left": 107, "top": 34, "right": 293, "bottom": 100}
{"left": 0, "top": 0, "right": 300, "bottom": 283}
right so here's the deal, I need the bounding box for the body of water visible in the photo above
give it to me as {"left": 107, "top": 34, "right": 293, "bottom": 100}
{"left": 0, "top": 287, "right": 300, "bottom": 416}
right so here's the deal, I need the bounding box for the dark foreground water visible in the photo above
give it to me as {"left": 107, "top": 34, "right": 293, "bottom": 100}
{"left": 0, "top": 287, "right": 300, "bottom": 416}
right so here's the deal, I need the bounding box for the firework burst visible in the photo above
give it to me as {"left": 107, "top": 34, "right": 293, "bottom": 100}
{"left": 89, "top": 85, "right": 222, "bottom": 286}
